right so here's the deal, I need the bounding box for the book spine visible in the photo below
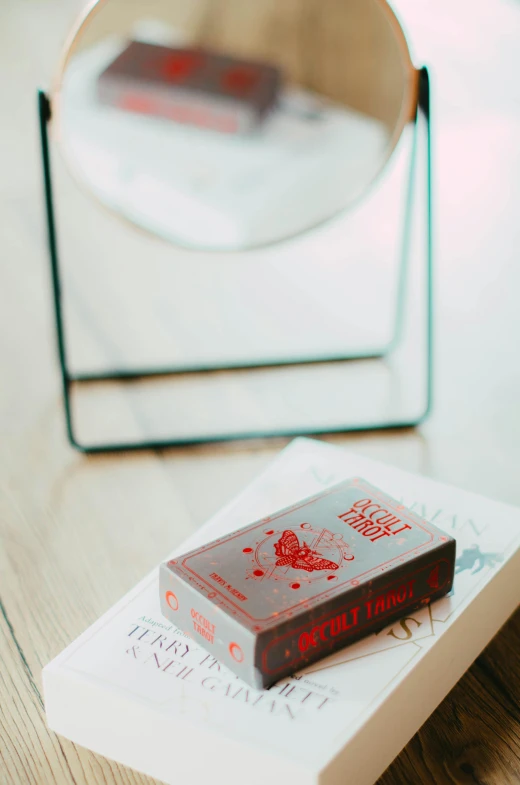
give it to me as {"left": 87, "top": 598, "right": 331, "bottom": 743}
{"left": 258, "top": 541, "right": 456, "bottom": 685}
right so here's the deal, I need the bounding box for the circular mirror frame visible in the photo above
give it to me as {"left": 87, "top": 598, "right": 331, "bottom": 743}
{"left": 51, "top": 0, "right": 419, "bottom": 252}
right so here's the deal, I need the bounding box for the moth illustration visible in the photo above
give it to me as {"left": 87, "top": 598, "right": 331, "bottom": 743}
{"left": 273, "top": 530, "right": 339, "bottom": 572}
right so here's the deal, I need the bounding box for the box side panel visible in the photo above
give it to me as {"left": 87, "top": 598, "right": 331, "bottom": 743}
{"left": 257, "top": 539, "right": 456, "bottom": 688}
{"left": 159, "top": 561, "right": 260, "bottom": 687}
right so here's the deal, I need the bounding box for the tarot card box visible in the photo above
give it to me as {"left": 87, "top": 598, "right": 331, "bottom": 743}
{"left": 97, "top": 41, "right": 281, "bottom": 134}
{"left": 160, "top": 477, "right": 456, "bottom": 687}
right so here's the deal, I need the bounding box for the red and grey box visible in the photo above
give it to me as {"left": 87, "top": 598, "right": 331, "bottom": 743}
{"left": 159, "top": 478, "right": 456, "bottom": 688}
{"left": 97, "top": 40, "right": 281, "bottom": 133}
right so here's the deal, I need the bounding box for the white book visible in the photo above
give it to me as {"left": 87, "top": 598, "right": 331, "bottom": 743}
{"left": 43, "top": 438, "right": 520, "bottom": 785}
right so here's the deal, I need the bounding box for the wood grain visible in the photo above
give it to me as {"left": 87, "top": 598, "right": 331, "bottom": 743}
{"left": 379, "top": 609, "right": 520, "bottom": 785}
{"left": 1, "top": 1, "right": 520, "bottom": 784}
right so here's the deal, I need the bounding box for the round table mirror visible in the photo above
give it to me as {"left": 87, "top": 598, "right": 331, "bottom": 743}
{"left": 55, "top": 0, "right": 417, "bottom": 252}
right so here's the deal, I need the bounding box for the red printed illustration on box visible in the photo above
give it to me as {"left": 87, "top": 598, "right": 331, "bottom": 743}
{"left": 243, "top": 525, "right": 354, "bottom": 589}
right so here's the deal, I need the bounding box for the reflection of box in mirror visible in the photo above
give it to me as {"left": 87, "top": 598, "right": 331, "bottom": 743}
{"left": 56, "top": 0, "right": 417, "bottom": 252}
{"left": 64, "top": 37, "right": 388, "bottom": 248}
{"left": 97, "top": 41, "right": 282, "bottom": 134}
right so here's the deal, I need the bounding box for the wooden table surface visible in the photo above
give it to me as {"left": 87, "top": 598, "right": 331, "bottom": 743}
{"left": 1, "top": 1, "right": 520, "bottom": 783}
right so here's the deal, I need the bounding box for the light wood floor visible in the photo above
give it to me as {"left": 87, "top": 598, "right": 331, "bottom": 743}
{"left": 1, "top": 1, "right": 520, "bottom": 783}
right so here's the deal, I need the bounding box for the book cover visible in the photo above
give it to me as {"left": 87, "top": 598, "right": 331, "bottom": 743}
{"left": 43, "top": 438, "right": 520, "bottom": 785}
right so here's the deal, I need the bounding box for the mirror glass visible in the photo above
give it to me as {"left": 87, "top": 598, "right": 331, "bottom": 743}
{"left": 56, "top": 0, "right": 415, "bottom": 251}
